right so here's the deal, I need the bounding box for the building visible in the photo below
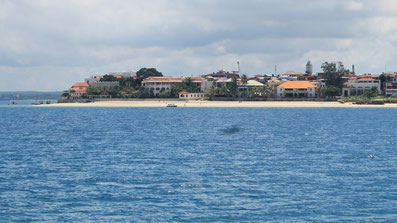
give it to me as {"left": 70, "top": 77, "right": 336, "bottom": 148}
{"left": 305, "top": 61, "right": 313, "bottom": 75}
{"left": 277, "top": 81, "right": 318, "bottom": 98}
{"left": 385, "top": 77, "right": 397, "bottom": 97}
{"left": 178, "top": 91, "right": 205, "bottom": 100}
{"left": 280, "top": 71, "right": 305, "bottom": 81}
{"left": 142, "top": 76, "right": 204, "bottom": 96}
{"left": 84, "top": 75, "right": 103, "bottom": 84}
{"left": 108, "top": 71, "right": 136, "bottom": 77}
{"left": 69, "top": 82, "right": 90, "bottom": 99}
{"left": 267, "top": 77, "right": 282, "bottom": 88}
{"left": 142, "top": 76, "right": 183, "bottom": 96}
{"left": 90, "top": 81, "right": 119, "bottom": 90}
{"left": 342, "top": 77, "right": 381, "bottom": 97}
{"left": 204, "top": 69, "right": 240, "bottom": 79}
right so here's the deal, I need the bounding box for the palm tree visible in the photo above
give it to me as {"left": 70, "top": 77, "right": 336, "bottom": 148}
{"left": 61, "top": 90, "right": 70, "bottom": 99}
{"left": 241, "top": 74, "right": 248, "bottom": 86}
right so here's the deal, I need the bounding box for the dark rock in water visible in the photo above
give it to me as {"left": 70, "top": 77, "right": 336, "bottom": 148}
{"left": 221, "top": 125, "right": 241, "bottom": 135}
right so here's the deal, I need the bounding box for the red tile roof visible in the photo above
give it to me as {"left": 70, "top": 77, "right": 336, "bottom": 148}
{"left": 72, "top": 82, "right": 90, "bottom": 88}
{"left": 277, "top": 81, "right": 318, "bottom": 89}
{"left": 358, "top": 78, "right": 376, "bottom": 81}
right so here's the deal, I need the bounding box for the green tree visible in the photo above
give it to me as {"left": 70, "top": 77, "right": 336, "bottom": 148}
{"left": 170, "top": 83, "right": 184, "bottom": 98}
{"left": 379, "top": 73, "right": 386, "bottom": 93}
{"left": 259, "top": 86, "right": 272, "bottom": 98}
{"left": 100, "top": 75, "right": 119, "bottom": 82}
{"left": 321, "top": 62, "right": 343, "bottom": 88}
{"left": 363, "top": 87, "right": 378, "bottom": 98}
{"left": 159, "top": 91, "right": 171, "bottom": 98}
{"left": 241, "top": 74, "right": 248, "bottom": 85}
{"left": 323, "top": 86, "right": 341, "bottom": 98}
{"left": 61, "top": 90, "right": 70, "bottom": 99}
{"left": 184, "top": 77, "right": 194, "bottom": 92}
{"left": 228, "top": 77, "right": 239, "bottom": 98}
{"left": 85, "top": 87, "right": 101, "bottom": 95}
{"left": 207, "top": 80, "right": 217, "bottom": 98}
{"left": 136, "top": 68, "right": 163, "bottom": 79}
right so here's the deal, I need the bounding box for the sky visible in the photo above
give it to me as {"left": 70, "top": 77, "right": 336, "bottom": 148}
{"left": 2, "top": 0, "right": 397, "bottom": 91}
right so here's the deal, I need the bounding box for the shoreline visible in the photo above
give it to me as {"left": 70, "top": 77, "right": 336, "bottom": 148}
{"left": 36, "top": 100, "right": 397, "bottom": 108}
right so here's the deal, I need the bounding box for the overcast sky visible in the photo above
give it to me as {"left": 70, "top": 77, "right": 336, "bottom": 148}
{"left": 1, "top": 0, "right": 397, "bottom": 91}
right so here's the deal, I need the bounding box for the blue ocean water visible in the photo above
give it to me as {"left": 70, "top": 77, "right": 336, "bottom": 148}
{"left": 1, "top": 106, "right": 397, "bottom": 222}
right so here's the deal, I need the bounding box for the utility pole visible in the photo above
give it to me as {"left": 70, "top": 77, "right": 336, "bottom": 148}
{"left": 275, "top": 65, "right": 278, "bottom": 77}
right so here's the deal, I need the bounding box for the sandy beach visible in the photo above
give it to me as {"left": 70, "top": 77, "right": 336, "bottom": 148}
{"left": 37, "top": 100, "right": 397, "bottom": 108}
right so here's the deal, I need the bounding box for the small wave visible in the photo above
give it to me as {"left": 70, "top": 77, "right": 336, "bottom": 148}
{"left": 221, "top": 125, "right": 241, "bottom": 135}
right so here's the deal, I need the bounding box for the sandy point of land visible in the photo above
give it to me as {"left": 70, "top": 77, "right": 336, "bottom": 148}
{"left": 37, "top": 100, "right": 397, "bottom": 108}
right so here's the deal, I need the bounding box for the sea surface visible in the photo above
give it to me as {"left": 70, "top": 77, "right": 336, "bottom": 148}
{"left": 1, "top": 104, "right": 397, "bottom": 222}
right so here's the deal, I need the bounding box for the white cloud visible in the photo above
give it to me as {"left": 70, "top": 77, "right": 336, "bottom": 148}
{"left": 1, "top": 0, "right": 397, "bottom": 91}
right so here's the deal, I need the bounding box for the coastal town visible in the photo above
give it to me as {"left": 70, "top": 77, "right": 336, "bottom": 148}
{"left": 63, "top": 61, "right": 397, "bottom": 104}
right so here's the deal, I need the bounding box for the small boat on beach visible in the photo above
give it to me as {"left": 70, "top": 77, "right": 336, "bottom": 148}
{"left": 166, "top": 104, "right": 177, "bottom": 107}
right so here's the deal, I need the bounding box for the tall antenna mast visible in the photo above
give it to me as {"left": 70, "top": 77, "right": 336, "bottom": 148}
{"left": 275, "top": 65, "right": 277, "bottom": 77}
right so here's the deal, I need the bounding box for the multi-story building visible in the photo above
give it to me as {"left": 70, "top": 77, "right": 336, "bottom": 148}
{"left": 342, "top": 77, "right": 380, "bottom": 97}
{"left": 385, "top": 77, "right": 397, "bottom": 97}
{"left": 90, "top": 81, "right": 119, "bottom": 90}
{"left": 277, "top": 81, "right": 318, "bottom": 98}
{"left": 84, "top": 75, "right": 102, "bottom": 84}
{"left": 108, "top": 71, "right": 136, "bottom": 77}
{"left": 280, "top": 71, "right": 305, "bottom": 81}
{"left": 142, "top": 76, "right": 204, "bottom": 96}
{"left": 69, "top": 82, "right": 90, "bottom": 99}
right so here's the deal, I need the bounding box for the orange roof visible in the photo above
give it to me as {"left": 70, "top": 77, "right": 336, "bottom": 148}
{"left": 358, "top": 78, "right": 375, "bottom": 81}
{"left": 277, "top": 81, "right": 318, "bottom": 89}
{"left": 142, "top": 76, "right": 184, "bottom": 83}
{"left": 114, "top": 75, "right": 123, "bottom": 79}
{"left": 178, "top": 91, "right": 190, "bottom": 95}
{"left": 69, "top": 88, "right": 87, "bottom": 93}
{"left": 72, "top": 82, "right": 90, "bottom": 88}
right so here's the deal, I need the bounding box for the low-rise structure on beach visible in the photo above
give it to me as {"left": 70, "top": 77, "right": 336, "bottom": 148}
{"left": 277, "top": 81, "right": 318, "bottom": 98}
{"left": 178, "top": 91, "right": 205, "bottom": 100}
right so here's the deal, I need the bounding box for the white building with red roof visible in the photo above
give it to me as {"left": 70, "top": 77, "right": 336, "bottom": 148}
{"left": 277, "top": 81, "right": 318, "bottom": 98}
{"left": 385, "top": 77, "right": 397, "bottom": 97}
{"left": 69, "top": 82, "right": 90, "bottom": 99}
{"left": 142, "top": 76, "right": 205, "bottom": 96}
{"left": 342, "top": 77, "right": 380, "bottom": 97}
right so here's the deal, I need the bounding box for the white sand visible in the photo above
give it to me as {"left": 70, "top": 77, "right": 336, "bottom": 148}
{"left": 37, "top": 100, "right": 397, "bottom": 108}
